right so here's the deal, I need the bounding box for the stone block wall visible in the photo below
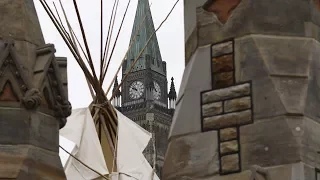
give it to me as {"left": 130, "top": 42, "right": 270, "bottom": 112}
{"left": 201, "top": 40, "right": 253, "bottom": 175}
{"left": 163, "top": 0, "right": 320, "bottom": 179}
{"left": 0, "top": 0, "right": 71, "bottom": 179}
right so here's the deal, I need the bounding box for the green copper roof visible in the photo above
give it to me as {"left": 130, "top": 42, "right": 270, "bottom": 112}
{"left": 124, "top": 0, "right": 166, "bottom": 75}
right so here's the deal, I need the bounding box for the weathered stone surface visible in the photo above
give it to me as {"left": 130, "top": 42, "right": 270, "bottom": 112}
{"left": 170, "top": 46, "right": 211, "bottom": 138}
{"left": 235, "top": 36, "right": 315, "bottom": 120}
{"left": 196, "top": 0, "right": 314, "bottom": 45}
{"left": 212, "top": 54, "right": 233, "bottom": 73}
{"left": 304, "top": 163, "right": 316, "bottom": 180}
{"left": 184, "top": 0, "right": 206, "bottom": 40}
{"left": 251, "top": 36, "right": 311, "bottom": 77}
{"left": 213, "top": 71, "right": 234, "bottom": 89}
{"left": 163, "top": 131, "right": 219, "bottom": 179}
{"left": 0, "top": 145, "right": 65, "bottom": 179}
{"left": 0, "top": 107, "right": 59, "bottom": 152}
{"left": 220, "top": 127, "right": 237, "bottom": 141}
{"left": 240, "top": 116, "right": 302, "bottom": 170}
{"left": 271, "top": 76, "right": 308, "bottom": 114}
{"left": 301, "top": 117, "right": 320, "bottom": 169}
{"left": 169, "top": 90, "right": 202, "bottom": 138}
{"left": 190, "top": 163, "right": 314, "bottom": 180}
{"left": 314, "top": 0, "right": 320, "bottom": 11}
{"left": 0, "top": 0, "right": 70, "bottom": 179}
{"left": 203, "top": 110, "right": 251, "bottom": 130}
{"left": 202, "top": 83, "right": 250, "bottom": 104}
{"left": 185, "top": 27, "right": 198, "bottom": 65}
{"left": 224, "top": 96, "right": 251, "bottom": 113}
{"left": 204, "top": 0, "right": 242, "bottom": 24}
{"left": 197, "top": 9, "right": 217, "bottom": 27}
{"left": 9, "top": 40, "right": 38, "bottom": 76}
{"left": 212, "top": 41, "right": 233, "bottom": 57}
{"left": 202, "top": 101, "right": 223, "bottom": 117}
{"left": 178, "top": 46, "right": 211, "bottom": 101}
{"left": 0, "top": 0, "right": 45, "bottom": 46}
{"left": 220, "top": 140, "right": 238, "bottom": 154}
{"left": 0, "top": 82, "right": 19, "bottom": 101}
{"left": 304, "top": 41, "right": 320, "bottom": 123}
{"left": 221, "top": 154, "right": 239, "bottom": 173}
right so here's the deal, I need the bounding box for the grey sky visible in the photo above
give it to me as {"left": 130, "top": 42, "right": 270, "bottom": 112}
{"left": 34, "top": 0, "right": 184, "bottom": 108}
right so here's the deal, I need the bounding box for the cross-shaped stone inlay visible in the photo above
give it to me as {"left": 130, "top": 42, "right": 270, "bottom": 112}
{"left": 201, "top": 39, "right": 253, "bottom": 175}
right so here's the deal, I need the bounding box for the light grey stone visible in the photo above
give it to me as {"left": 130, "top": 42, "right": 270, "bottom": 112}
{"left": 163, "top": 131, "right": 219, "bottom": 180}
{"left": 169, "top": 89, "right": 202, "bottom": 139}
{"left": 184, "top": 0, "right": 206, "bottom": 40}
{"left": 303, "top": 163, "right": 316, "bottom": 180}
{"left": 202, "top": 83, "right": 251, "bottom": 104}
{"left": 203, "top": 110, "right": 251, "bottom": 130}
{"left": 220, "top": 140, "right": 238, "bottom": 155}
{"left": 224, "top": 96, "right": 251, "bottom": 113}
{"left": 220, "top": 128, "right": 237, "bottom": 141}
{"left": 196, "top": 0, "right": 313, "bottom": 45}
{"left": 177, "top": 45, "right": 211, "bottom": 102}
{"left": 304, "top": 41, "right": 320, "bottom": 123}
{"left": 185, "top": 27, "right": 198, "bottom": 65}
{"left": 240, "top": 116, "right": 302, "bottom": 170}
{"left": 235, "top": 35, "right": 314, "bottom": 120}
{"left": 212, "top": 41, "right": 233, "bottom": 57}
{"left": 270, "top": 76, "right": 308, "bottom": 114}
{"left": 202, "top": 101, "right": 223, "bottom": 117}
{"left": 196, "top": 8, "right": 216, "bottom": 27}
{"left": 221, "top": 154, "right": 239, "bottom": 173}
{"left": 301, "top": 117, "right": 320, "bottom": 169}
{"left": 249, "top": 35, "right": 312, "bottom": 77}
{"left": 169, "top": 46, "right": 211, "bottom": 139}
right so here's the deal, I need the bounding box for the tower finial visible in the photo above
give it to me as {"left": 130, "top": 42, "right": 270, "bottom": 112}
{"left": 168, "top": 77, "right": 177, "bottom": 100}
{"left": 112, "top": 76, "right": 121, "bottom": 97}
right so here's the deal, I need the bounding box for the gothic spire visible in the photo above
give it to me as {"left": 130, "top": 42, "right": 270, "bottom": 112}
{"left": 168, "top": 77, "right": 177, "bottom": 100}
{"left": 124, "top": 0, "right": 165, "bottom": 75}
{"left": 112, "top": 76, "right": 121, "bottom": 97}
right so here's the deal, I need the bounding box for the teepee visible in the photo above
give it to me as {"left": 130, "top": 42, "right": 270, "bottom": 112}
{"left": 39, "top": 0, "right": 179, "bottom": 178}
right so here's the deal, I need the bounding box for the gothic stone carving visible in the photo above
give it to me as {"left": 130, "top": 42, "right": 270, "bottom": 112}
{"left": 0, "top": 41, "right": 71, "bottom": 128}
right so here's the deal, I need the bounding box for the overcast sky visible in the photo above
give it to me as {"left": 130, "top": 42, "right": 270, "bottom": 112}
{"left": 34, "top": 0, "right": 184, "bottom": 109}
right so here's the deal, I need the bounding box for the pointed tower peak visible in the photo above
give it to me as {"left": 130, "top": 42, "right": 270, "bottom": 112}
{"left": 112, "top": 76, "right": 121, "bottom": 97}
{"left": 123, "top": 0, "right": 166, "bottom": 75}
{"left": 0, "top": 0, "right": 45, "bottom": 46}
{"left": 168, "top": 77, "right": 177, "bottom": 100}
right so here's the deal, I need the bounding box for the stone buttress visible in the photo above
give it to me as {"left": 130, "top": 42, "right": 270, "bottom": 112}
{"left": 163, "top": 0, "right": 320, "bottom": 180}
{"left": 0, "top": 0, "right": 71, "bottom": 179}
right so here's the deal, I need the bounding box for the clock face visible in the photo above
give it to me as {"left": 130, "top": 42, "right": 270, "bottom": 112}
{"left": 153, "top": 81, "right": 161, "bottom": 100}
{"left": 129, "top": 81, "right": 145, "bottom": 99}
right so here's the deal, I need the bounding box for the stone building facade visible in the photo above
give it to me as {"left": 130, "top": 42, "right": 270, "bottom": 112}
{"left": 163, "top": 0, "right": 320, "bottom": 180}
{"left": 112, "top": 0, "right": 176, "bottom": 177}
{"left": 0, "top": 0, "right": 71, "bottom": 179}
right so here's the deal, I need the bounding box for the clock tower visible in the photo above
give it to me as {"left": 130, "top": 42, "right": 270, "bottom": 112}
{"left": 113, "top": 0, "right": 176, "bottom": 177}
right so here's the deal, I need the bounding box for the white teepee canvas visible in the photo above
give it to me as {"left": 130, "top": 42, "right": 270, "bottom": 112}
{"left": 59, "top": 108, "right": 160, "bottom": 180}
